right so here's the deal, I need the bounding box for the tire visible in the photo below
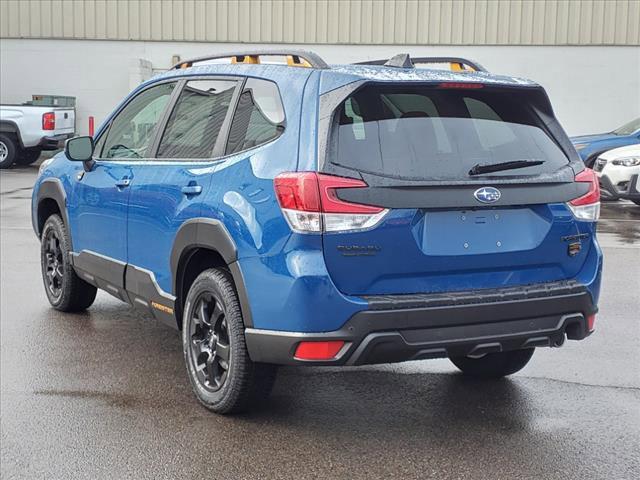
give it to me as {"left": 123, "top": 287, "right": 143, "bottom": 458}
{"left": 40, "top": 214, "right": 97, "bottom": 312}
{"left": 15, "top": 147, "right": 42, "bottom": 166}
{"left": 182, "top": 268, "right": 277, "bottom": 414}
{"left": 0, "top": 133, "right": 18, "bottom": 169}
{"left": 632, "top": 200, "right": 640, "bottom": 206}
{"left": 450, "top": 348, "right": 535, "bottom": 378}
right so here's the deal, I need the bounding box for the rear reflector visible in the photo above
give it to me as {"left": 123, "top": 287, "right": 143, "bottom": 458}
{"left": 567, "top": 168, "right": 600, "bottom": 221}
{"left": 294, "top": 341, "right": 345, "bottom": 361}
{"left": 274, "top": 172, "right": 388, "bottom": 233}
{"left": 42, "top": 112, "right": 55, "bottom": 131}
{"left": 587, "top": 314, "right": 596, "bottom": 332}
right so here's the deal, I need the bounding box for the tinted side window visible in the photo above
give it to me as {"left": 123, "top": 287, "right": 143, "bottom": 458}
{"left": 226, "top": 79, "right": 285, "bottom": 155}
{"left": 158, "top": 80, "right": 236, "bottom": 159}
{"left": 101, "top": 82, "right": 175, "bottom": 159}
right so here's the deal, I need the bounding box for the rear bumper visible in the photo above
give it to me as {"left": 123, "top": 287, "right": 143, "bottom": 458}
{"left": 245, "top": 281, "right": 596, "bottom": 366}
{"left": 38, "top": 133, "right": 73, "bottom": 150}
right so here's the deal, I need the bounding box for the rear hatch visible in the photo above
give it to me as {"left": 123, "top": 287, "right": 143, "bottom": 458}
{"left": 319, "top": 82, "right": 595, "bottom": 296}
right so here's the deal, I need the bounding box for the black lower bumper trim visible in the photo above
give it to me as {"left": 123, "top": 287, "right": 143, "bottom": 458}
{"left": 600, "top": 173, "right": 640, "bottom": 201}
{"left": 345, "top": 313, "right": 586, "bottom": 366}
{"left": 620, "top": 174, "right": 640, "bottom": 201}
{"left": 599, "top": 174, "right": 620, "bottom": 200}
{"left": 245, "top": 283, "right": 596, "bottom": 366}
{"left": 39, "top": 133, "right": 73, "bottom": 150}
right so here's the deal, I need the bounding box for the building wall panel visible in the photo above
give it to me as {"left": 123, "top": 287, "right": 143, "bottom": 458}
{"left": 1, "top": 0, "right": 638, "bottom": 45}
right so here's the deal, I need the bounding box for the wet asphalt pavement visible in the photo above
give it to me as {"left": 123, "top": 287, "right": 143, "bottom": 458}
{"left": 1, "top": 165, "right": 639, "bottom": 480}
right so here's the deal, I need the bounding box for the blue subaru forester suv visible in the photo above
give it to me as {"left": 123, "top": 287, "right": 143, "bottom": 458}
{"left": 32, "top": 51, "right": 602, "bottom": 414}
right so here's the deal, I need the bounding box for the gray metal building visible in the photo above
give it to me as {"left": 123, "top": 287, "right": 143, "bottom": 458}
{"left": 2, "top": 0, "right": 639, "bottom": 45}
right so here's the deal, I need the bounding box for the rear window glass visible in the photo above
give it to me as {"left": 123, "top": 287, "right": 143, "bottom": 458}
{"left": 332, "top": 85, "right": 568, "bottom": 180}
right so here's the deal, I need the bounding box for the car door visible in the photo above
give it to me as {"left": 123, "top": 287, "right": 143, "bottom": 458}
{"left": 124, "top": 78, "right": 240, "bottom": 322}
{"left": 68, "top": 81, "right": 177, "bottom": 300}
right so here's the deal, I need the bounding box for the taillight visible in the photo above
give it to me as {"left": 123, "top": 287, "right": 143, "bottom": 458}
{"left": 42, "top": 112, "right": 55, "bottom": 130}
{"left": 274, "top": 172, "right": 388, "bottom": 233}
{"left": 567, "top": 168, "right": 600, "bottom": 221}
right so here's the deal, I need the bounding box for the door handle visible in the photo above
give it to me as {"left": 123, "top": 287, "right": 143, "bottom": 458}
{"left": 115, "top": 178, "right": 131, "bottom": 188}
{"left": 182, "top": 185, "right": 202, "bottom": 196}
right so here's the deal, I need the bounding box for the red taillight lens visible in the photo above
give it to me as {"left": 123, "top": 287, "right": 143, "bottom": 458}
{"left": 587, "top": 314, "right": 596, "bottom": 332}
{"left": 42, "top": 112, "right": 55, "bottom": 130}
{"left": 570, "top": 168, "right": 600, "bottom": 206}
{"left": 438, "top": 82, "right": 484, "bottom": 89}
{"left": 294, "top": 340, "right": 345, "bottom": 361}
{"left": 317, "top": 174, "right": 384, "bottom": 214}
{"left": 274, "top": 172, "right": 387, "bottom": 233}
{"left": 567, "top": 168, "right": 600, "bottom": 221}
{"left": 274, "top": 172, "right": 321, "bottom": 212}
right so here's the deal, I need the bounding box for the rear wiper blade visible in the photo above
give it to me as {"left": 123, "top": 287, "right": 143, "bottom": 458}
{"left": 468, "top": 159, "right": 545, "bottom": 176}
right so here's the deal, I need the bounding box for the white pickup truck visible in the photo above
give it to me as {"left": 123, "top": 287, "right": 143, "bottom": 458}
{"left": 0, "top": 105, "right": 75, "bottom": 169}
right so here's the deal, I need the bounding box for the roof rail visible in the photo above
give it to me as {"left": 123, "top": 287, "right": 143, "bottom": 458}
{"left": 354, "top": 55, "right": 487, "bottom": 72}
{"left": 172, "top": 49, "right": 330, "bottom": 70}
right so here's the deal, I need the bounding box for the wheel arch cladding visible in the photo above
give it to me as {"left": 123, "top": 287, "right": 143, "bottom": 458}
{"left": 0, "top": 120, "right": 23, "bottom": 147}
{"left": 171, "top": 218, "right": 253, "bottom": 329}
{"left": 35, "top": 179, "right": 69, "bottom": 241}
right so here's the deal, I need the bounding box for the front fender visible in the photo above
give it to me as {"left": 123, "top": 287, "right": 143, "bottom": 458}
{"left": 32, "top": 176, "right": 69, "bottom": 239}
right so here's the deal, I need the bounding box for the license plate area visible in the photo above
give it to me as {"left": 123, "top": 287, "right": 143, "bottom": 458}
{"left": 419, "top": 208, "right": 550, "bottom": 256}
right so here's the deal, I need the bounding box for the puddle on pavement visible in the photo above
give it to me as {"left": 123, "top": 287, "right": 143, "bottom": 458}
{"left": 598, "top": 201, "right": 640, "bottom": 247}
{"left": 34, "top": 389, "right": 138, "bottom": 409}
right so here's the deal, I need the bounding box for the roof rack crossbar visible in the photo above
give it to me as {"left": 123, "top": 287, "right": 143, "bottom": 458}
{"left": 354, "top": 55, "right": 487, "bottom": 72}
{"left": 172, "top": 49, "right": 330, "bottom": 70}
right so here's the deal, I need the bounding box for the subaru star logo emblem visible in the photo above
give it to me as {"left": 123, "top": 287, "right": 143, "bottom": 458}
{"left": 474, "top": 187, "right": 501, "bottom": 203}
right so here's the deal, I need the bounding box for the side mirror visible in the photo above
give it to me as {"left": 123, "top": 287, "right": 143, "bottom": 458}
{"left": 65, "top": 136, "right": 94, "bottom": 162}
{"left": 65, "top": 136, "right": 95, "bottom": 171}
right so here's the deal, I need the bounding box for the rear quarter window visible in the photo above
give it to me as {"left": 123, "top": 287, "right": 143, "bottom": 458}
{"left": 225, "top": 78, "right": 285, "bottom": 155}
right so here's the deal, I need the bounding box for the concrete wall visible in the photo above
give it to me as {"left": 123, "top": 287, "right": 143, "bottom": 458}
{"left": 1, "top": 38, "right": 638, "bottom": 137}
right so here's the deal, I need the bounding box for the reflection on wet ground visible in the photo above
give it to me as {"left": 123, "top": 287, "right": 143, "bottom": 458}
{"left": 598, "top": 200, "right": 640, "bottom": 245}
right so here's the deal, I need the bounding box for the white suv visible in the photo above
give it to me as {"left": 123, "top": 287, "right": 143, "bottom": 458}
{"left": 594, "top": 144, "right": 640, "bottom": 205}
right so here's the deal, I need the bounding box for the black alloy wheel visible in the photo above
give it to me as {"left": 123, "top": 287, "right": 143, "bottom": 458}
{"left": 182, "top": 268, "right": 278, "bottom": 414}
{"left": 188, "top": 292, "right": 231, "bottom": 392}
{"left": 39, "top": 214, "right": 97, "bottom": 311}
{"left": 43, "top": 227, "right": 64, "bottom": 301}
